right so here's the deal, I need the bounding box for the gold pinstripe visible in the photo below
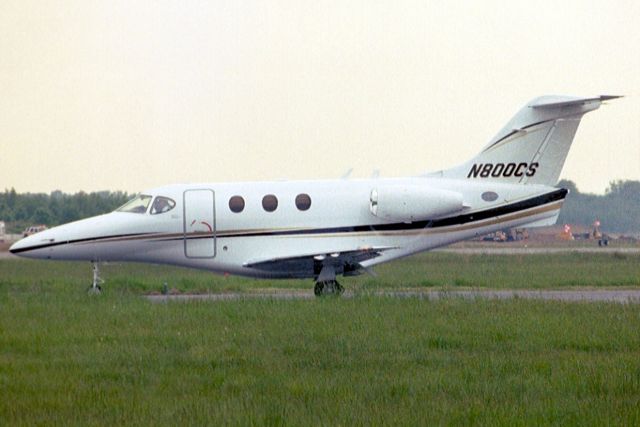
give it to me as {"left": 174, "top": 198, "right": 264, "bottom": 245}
{"left": 70, "top": 200, "right": 562, "bottom": 246}
{"left": 281, "top": 200, "right": 563, "bottom": 239}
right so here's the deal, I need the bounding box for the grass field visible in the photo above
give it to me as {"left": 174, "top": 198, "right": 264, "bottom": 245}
{"left": 2, "top": 252, "right": 640, "bottom": 294}
{"left": 2, "top": 253, "right": 640, "bottom": 425}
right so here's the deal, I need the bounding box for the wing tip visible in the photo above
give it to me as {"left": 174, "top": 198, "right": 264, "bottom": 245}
{"left": 600, "top": 95, "right": 624, "bottom": 102}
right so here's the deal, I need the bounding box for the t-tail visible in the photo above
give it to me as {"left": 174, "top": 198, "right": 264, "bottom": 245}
{"left": 440, "top": 95, "right": 621, "bottom": 186}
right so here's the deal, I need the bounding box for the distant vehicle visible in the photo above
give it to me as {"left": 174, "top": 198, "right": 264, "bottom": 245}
{"left": 10, "top": 95, "right": 620, "bottom": 295}
{"left": 481, "top": 231, "right": 507, "bottom": 242}
{"left": 23, "top": 225, "right": 48, "bottom": 237}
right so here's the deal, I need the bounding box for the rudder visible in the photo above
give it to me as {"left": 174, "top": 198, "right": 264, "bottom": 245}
{"left": 440, "top": 95, "right": 620, "bottom": 186}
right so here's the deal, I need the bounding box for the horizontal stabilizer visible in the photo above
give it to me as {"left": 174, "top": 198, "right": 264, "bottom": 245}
{"left": 530, "top": 95, "right": 622, "bottom": 109}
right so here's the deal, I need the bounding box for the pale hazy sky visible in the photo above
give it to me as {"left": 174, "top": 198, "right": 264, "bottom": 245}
{"left": 1, "top": 0, "right": 638, "bottom": 194}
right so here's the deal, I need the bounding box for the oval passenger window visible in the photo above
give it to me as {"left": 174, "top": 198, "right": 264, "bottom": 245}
{"left": 295, "top": 193, "right": 311, "bottom": 211}
{"left": 481, "top": 191, "right": 499, "bottom": 202}
{"left": 262, "top": 194, "right": 278, "bottom": 212}
{"left": 229, "top": 196, "right": 245, "bottom": 213}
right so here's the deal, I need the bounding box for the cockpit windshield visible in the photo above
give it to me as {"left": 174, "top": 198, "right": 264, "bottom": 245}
{"left": 150, "top": 196, "right": 176, "bottom": 215}
{"left": 116, "top": 195, "right": 152, "bottom": 214}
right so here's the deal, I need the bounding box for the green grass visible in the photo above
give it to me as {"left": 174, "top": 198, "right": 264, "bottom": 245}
{"left": 2, "top": 252, "right": 640, "bottom": 294}
{"left": 1, "top": 253, "right": 640, "bottom": 425}
{"left": 367, "top": 251, "right": 640, "bottom": 290}
{"left": 1, "top": 296, "right": 639, "bottom": 425}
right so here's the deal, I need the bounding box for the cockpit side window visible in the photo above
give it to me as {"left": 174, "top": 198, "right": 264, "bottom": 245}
{"left": 116, "top": 195, "right": 152, "bottom": 214}
{"left": 150, "top": 196, "right": 176, "bottom": 215}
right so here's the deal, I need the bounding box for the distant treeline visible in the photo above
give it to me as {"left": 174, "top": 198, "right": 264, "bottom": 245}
{"left": 0, "top": 189, "right": 130, "bottom": 233}
{"left": 1, "top": 180, "right": 639, "bottom": 234}
{"left": 557, "top": 179, "right": 640, "bottom": 234}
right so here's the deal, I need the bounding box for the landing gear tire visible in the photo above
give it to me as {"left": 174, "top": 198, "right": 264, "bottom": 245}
{"left": 313, "top": 280, "right": 344, "bottom": 297}
{"left": 87, "top": 284, "right": 102, "bottom": 294}
{"left": 314, "top": 281, "right": 324, "bottom": 296}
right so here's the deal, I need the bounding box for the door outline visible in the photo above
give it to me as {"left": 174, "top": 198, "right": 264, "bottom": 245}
{"left": 183, "top": 189, "right": 216, "bottom": 258}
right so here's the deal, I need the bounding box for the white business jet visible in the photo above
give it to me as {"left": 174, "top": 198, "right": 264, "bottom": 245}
{"left": 10, "top": 95, "right": 619, "bottom": 295}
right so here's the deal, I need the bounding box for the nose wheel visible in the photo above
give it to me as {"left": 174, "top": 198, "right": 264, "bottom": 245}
{"left": 87, "top": 262, "right": 104, "bottom": 293}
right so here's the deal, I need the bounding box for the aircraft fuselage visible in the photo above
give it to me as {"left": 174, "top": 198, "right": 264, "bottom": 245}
{"left": 10, "top": 177, "right": 564, "bottom": 279}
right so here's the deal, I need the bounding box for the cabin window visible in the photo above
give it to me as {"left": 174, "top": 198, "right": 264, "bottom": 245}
{"left": 229, "top": 196, "right": 245, "bottom": 213}
{"left": 116, "top": 195, "right": 152, "bottom": 214}
{"left": 150, "top": 196, "right": 176, "bottom": 215}
{"left": 262, "top": 194, "right": 278, "bottom": 212}
{"left": 295, "top": 193, "right": 311, "bottom": 211}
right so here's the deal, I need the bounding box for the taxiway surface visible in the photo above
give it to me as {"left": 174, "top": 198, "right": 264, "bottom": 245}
{"left": 147, "top": 289, "right": 640, "bottom": 303}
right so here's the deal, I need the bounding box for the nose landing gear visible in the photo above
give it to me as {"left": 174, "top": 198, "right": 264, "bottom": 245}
{"left": 87, "top": 261, "right": 104, "bottom": 294}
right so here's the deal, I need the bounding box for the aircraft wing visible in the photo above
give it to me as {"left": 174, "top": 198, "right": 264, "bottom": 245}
{"left": 243, "top": 246, "right": 397, "bottom": 276}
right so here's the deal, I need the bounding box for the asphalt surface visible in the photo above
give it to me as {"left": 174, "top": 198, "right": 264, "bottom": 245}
{"left": 0, "top": 251, "right": 16, "bottom": 260}
{"left": 146, "top": 289, "right": 640, "bottom": 303}
{"left": 436, "top": 247, "right": 640, "bottom": 255}
{"left": 3, "top": 246, "right": 639, "bottom": 303}
{"left": 2, "top": 246, "right": 638, "bottom": 260}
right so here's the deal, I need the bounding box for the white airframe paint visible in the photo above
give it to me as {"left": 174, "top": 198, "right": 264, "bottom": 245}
{"left": 9, "top": 96, "right": 615, "bottom": 282}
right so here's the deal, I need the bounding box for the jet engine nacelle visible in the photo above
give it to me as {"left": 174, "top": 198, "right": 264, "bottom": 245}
{"left": 370, "top": 186, "right": 465, "bottom": 223}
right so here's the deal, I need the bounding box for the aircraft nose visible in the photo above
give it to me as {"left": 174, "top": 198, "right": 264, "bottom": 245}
{"left": 9, "top": 232, "right": 55, "bottom": 257}
{"left": 9, "top": 234, "right": 40, "bottom": 255}
{"left": 8, "top": 240, "right": 19, "bottom": 254}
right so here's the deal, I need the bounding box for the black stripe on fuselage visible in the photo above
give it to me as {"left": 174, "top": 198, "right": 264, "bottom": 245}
{"left": 8, "top": 233, "right": 152, "bottom": 254}
{"left": 212, "top": 188, "right": 567, "bottom": 238}
{"left": 10, "top": 189, "right": 567, "bottom": 254}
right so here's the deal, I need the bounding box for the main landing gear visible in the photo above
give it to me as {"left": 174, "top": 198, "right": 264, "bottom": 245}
{"left": 314, "top": 280, "right": 344, "bottom": 296}
{"left": 313, "top": 264, "right": 344, "bottom": 297}
{"left": 87, "top": 261, "right": 104, "bottom": 294}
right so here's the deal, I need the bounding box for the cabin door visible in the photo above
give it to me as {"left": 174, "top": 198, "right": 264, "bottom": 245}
{"left": 183, "top": 189, "right": 216, "bottom": 258}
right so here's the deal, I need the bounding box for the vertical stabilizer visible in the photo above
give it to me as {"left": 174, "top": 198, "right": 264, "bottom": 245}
{"left": 440, "top": 95, "right": 620, "bottom": 186}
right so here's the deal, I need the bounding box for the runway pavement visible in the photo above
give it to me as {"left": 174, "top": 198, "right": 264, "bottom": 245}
{"left": 146, "top": 289, "right": 640, "bottom": 303}
{"left": 3, "top": 245, "right": 638, "bottom": 303}
{"left": 0, "top": 251, "right": 17, "bottom": 260}
{"left": 2, "top": 246, "right": 638, "bottom": 260}
{"left": 435, "top": 246, "right": 640, "bottom": 255}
